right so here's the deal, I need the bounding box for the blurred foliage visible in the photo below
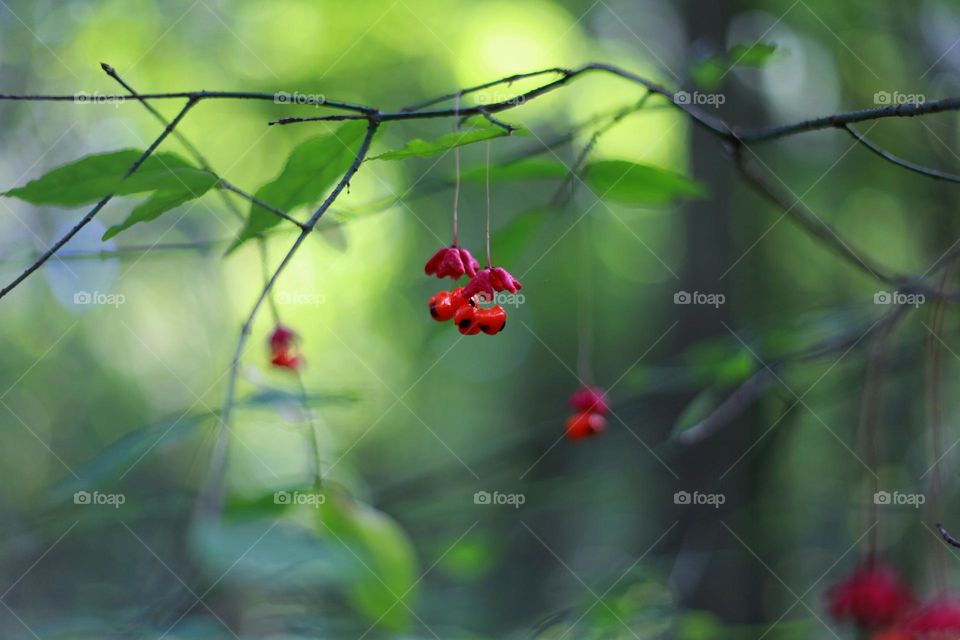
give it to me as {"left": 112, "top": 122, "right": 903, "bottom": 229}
{"left": 1, "top": 0, "right": 959, "bottom": 638}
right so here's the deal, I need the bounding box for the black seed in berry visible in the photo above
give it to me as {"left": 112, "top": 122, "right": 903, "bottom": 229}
{"left": 429, "top": 305, "right": 438, "bottom": 318}
{"left": 479, "top": 324, "right": 489, "bottom": 332}
{"left": 459, "top": 319, "right": 471, "bottom": 328}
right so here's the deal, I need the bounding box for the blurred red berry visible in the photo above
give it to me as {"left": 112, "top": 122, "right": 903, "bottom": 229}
{"left": 869, "top": 627, "right": 913, "bottom": 640}
{"left": 569, "top": 386, "right": 610, "bottom": 415}
{"left": 269, "top": 325, "right": 297, "bottom": 353}
{"left": 475, "top": 305, "right": 507, "bottom": 335}
{"left": 270, "top": 349, "right": 302, "bottom": 371}
{"left": 424, "top": 246, "right": 480, "bottom": 280}
{"left": 902, "top": 599, "right": 960, "bottom": 638}
{"left": 565, "top": 411, "right": 606, "bottom": 440}
{"left": 827, "top": 562, "right": 914, "bottom": 630}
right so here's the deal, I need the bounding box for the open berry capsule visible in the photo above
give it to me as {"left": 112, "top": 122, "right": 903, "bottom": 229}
{"left": 475, "top": 305, "right": 507, "bottom": 335}
{"left": 454, "top": 305, "right": 481, "bottom": 335}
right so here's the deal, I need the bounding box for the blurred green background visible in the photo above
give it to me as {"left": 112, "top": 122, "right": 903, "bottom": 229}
{"left": 1, "top": 0, "right": 959, "bottom": 638}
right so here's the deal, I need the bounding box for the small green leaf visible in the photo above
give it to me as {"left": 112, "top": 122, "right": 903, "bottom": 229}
{"left": 3, "top": 150, "right": 212, "bottom": 206}
{"left": 372, "top": 127, "right": 510, "bottom": 161}
{"left": 690, "top": 57, "right": 727, "bottom": 91}
{"left": 103, "top": 179, "right": 217, "bottom": 240}
{"left": 462, "top": 157, "right": 568, "bottom": 182}
{"left": 318, "top": 487, "right": 419, "bottom": 632}
{"left": 228, "top": 122, "right": 367, "bottom": 253}
{"left": 728, "top": 42, "right": 777, "bottom": 67}
{"left": 584, "top": 160, "right": 706, "bottom": 206}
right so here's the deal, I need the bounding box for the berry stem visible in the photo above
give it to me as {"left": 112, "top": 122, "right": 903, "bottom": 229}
{"left": 926, "top": 268, "right": 950, "bottom": 594}
{"left": 485, "top": 140, "right": 492, "bottom": 268}
{"left": 452, "top": 92, "right": 461, "bottom": 247}
{"left": 577, "top": 216, "right": 594, "bottom": 382}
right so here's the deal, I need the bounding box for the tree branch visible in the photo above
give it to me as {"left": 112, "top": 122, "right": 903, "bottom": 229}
{"left": 0, "top": 97, "right": 198, "bottom": 299}
{"left": 842, "top": 125, "right": 960, "bottom": 184}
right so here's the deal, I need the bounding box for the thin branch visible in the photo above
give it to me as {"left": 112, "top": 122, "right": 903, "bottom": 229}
{"left": 477, "top": 107, "right": 516, "bottom": 133}
{"left": 197, "top": 119, "right": 379, "bottom": 518}
{"left": 0, "top": 97, "right": 198, "bottom": 300}
{"left": 937, "top": 522, "right": 960, "bottom": 548}
{"left": 842, "top": 124, "right": 960, "bottom": 184}
{"left": 219, "top": 181, "right": 305, "bottom": 229}
{"left": 101, "top": 63, "right": 304, "bottom": 229}
{"left": 399, "top": 68, "right": 571, "bottom": 112}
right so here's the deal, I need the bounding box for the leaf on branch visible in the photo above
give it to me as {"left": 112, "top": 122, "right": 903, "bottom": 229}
{"left": 2, "top": 149, "right": 220, "bottom": 240}
{"left": 583, "top": 160, "right": 707, "bottom": 206}
{"left": 227, "top": 121, "right": 368, "bottom": 253}
{"left": 461, "top": 157, "right": 568, "bottom": 182}
{"left": 371, "top": 126, "right": 512, "bottom": 161}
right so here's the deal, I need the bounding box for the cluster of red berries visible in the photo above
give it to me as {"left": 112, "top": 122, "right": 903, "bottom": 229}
{"left": 565, "top": 385, "right": 610, "bottom": 440}
{"left": 268, "top": 325, "right": 303, "bottom": 371}
{"left": 826, "top": 560, "right": 960, "bottom": 639}
{"left": 425, "top": 245, "right": 520, "bottom": 336}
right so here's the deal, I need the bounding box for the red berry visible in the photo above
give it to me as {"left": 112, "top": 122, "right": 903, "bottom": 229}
{"left": 424, "top": 246, "right": 480, "bottom": 280}
{"left": 569, "top": 386, "right": 610, "bottom": 415}
{"left": 271, "top": 349, "right": 303, "bottom": 371}
{"left": 428, "top": 288, "right": 471, "bottom": 322}
{"left": 826, "top": 562, "right": 914, "bottom": 630}
{"left": 565, "top": 411, "right": 606, "bottom": 440}
{"left": 461, "top": 266, "right": 522, "bottom": 300}
{"left": 475, "top": 305, "right": 507, "bottom": 335}
{"left": 454, "top": 304, "right": 481, "bottom": 335}
{"left": 902, "top": 599, "right": 960, "bottom": 637}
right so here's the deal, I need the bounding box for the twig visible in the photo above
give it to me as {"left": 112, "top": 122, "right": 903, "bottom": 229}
{"left": 0, "top": 97, "right": 198, "bottom": 299}
{"left": 399, "top": 68, "right": 571, "bottom": 112}
{"left": 219, "top": 181, "right": 305, "bottom": 229}
{"left": 196, "top": 120, "right": 379, "bottom": 518}
{"left": 937, "top": 522, "right": 960, "bottom": 548}
{"left": 842, "top": 125, "right": 960, "bottom": 184}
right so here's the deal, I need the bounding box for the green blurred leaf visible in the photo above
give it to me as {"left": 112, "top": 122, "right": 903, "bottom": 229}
{"left": 492, "top": 208, "right": 549, "bottom": 265}
{"left": 228, "top": 122, "right": 367, "bottom": 253}
{"left": 677, "top": 611, "right": 726, "bottom": 640}
{"left": 48, "top": 413, "right": 206, "bottom": 503}
{"left": 3, "top": 149, "right": 214, "bottom": 206}
{"left": 728, "top": 42, "right": 777, "bottom": 67}
{"left": 584, "top": 160, "right": 706, "bottom": 206}
{"left": 671, "top": 389, "right": 723, "bottom": 438}
{"left": 318, "top": 487, "right": 419, "bottom": 632}
{"left": 691, "top": 43, "right": 778, "bottom": 90}
{"left": 372, "top": 126, "right": 510, "bottom": 161}
{"left": 462, "top": 157, "right": 567, "bottom": 182}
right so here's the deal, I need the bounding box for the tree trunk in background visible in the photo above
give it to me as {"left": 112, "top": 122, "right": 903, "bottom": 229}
{"left": 673, "top": 0, "right": 767, "bottom": 625}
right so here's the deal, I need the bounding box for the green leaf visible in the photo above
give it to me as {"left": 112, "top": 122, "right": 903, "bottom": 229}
{"left": 492, "top": 209, "right": 548, "bottom": 265}
{"left": 584, "top": 160, "right": 706, "bottom": 206}
{"left": 103, "top": 180, "right": 216, "bottom": 240}
{"left": 372, "top": 126, "right": 510, "bottom": 161}
{"left": 462, "top": 157, "right": 568, "bottom": 182}
{"left": 47, "top": 413, "right": 206, "bottom": 504}
{"left": 228, "top": 122, "right": 367, "bottom": 253}
{"left": 3, "top": 149, "right": 213, "bottom": 206}
{"left": 690, "top": 57, "right": 727, "bottom": 91}
{"left": 728, "top": 42, "right": 777, "bottom": 67}
{"left": 671, "top": 388, "right": 723, "bottom": 438}
{"left": 317, "top": 487, "right": 419, "bottom": 632}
